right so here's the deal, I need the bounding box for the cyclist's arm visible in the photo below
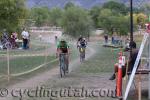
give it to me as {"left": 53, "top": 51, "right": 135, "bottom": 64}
{"left": 66, "top": 43, "right": 70, "bottom": 54}
{"left": 77, "top": 38, "right": 80, "bottom": 47}
{"left": 85, "top": 39, "right": 88, "bottom": 46}
{"left": 76, "top": 41, "right": 79, "bottom": 47}
{"left": 56, "top": 42, "right": 61, "bottom": 54}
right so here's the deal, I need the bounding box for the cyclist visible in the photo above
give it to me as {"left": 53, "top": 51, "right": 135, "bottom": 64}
{"left": 1, "top": 30, "right": 12, "bottom": 49}
{"left": 77, "top": 35, "right": 87, "bottom": 48}
{"left": 55, "top": 36, "right": 58, "bottom": 45}
{"left": 57, "top": 38, "right": 70, "bottom": 73}
{"left": 77, "top": 36, "right": 87, "bottom": 61}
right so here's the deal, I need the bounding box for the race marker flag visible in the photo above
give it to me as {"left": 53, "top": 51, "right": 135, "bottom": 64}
{"left": 124, "top": 32, "right": 149, "bottom": 100}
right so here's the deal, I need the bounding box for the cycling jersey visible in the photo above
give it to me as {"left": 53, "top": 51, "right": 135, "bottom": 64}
{"left": 80, "top": 40, "right": 86, "bottom": 47}
{"left": 57, "top": 41, "right": 69, "bottom": 53}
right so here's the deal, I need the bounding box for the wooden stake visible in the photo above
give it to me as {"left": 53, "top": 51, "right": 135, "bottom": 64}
{"left": 138, "top": 74, "right": 141, "bottom": 100}
{"left": 7, "top": 47, "right": 10, "bottom": 82}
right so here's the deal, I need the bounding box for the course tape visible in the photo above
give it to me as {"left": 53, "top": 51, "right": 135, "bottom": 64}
{"left": 11, "top": 58, "right": 58, "bottom": 77}
{"left": 0, "top": 53, "right": 48, "bottom": 57}
{"left": 0, "top": 59, "right": 58, "bottom": 78}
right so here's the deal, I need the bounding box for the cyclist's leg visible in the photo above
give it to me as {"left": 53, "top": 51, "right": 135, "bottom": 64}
{"left": 81, "top": 47, "right": 85, "bottom": 61}
{"left": 65, "top": 54, "right": 69, "bottom": 72}
{"left": 79, "top": 47, "right": 82, "bottom": 61}
{"left": 83, "top": 47, "right": 86, "bottom": 59}
{"left": 59, "top": 54, "right": 63, "bottom": 77}
{"left": 60, "top": 54, "right": 64, "bottom": 71}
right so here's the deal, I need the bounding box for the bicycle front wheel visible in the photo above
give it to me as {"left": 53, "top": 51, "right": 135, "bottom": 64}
{"left": 5, "top": 42, "right": 12, "bottom": 49}
{"left": 59, "top": 54, "right": 66, "bottom": 78}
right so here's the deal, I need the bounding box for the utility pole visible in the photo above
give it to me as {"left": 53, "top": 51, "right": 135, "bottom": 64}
{"left": 130, "top": 0, "right": 133, "bottom": 58}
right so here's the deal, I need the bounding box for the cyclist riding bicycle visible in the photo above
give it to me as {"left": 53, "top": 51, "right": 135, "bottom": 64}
{"left": 77, "top": 35, "right": 87, "bottom": 61}
{"left": 77, "top": 35, "right": 87, "bottom": 48}
{"left": 1, "top": 31, "right": 12, "bottom": 49}
{"left": 57, "top": 39, "right": 70, "bottom": 73}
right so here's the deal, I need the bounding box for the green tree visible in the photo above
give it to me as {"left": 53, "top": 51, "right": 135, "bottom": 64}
{"left": 64, "top": 2, "right": 75, "bottom": 10}
{"left": 30, "top": 7, "right": 50, "bottom": 27}
{"left": 61, "top": 6, "right": 93, "bottom": 37}
{"left": 0, "top": 0, "right": 28, "bottom": 33}
{"left": 142, "top": 4, "right": 150, "bottom": 15}
{"left": 103, "top": 1, "right": 128, "bottom": 15}
{"left": 115, "top": 15, "right": 130, "bottom": 36}
{"left": 97, "top": 9, "right": 113, "bottom": 33}
{"left": 49, "top": 7, "right": 63, "bottom": 26}
{"left": 90, "top": 6, "right": 102, "bottom": 28}
{"left": 98, "top": 9, "right": 130, "bottom": 35}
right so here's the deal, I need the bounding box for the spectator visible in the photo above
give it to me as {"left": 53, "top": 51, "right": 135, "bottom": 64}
{"left": 109, "top": 41, "right": 140, "bottom": 80}
{"left": 111, "top": 35, "right": 114, "bottom": 44}
{"left": 55, "top": 36, "right": 58, "bottom": 44}
{"left": 38, "top": 33, "right": 42, "bottom": 41}
{"left": 104, "top": 34, "right": 108, "bottom": 44}
{"left": 10, "top": 32, "right": 18, "bottom": 48}
{"left": 21, "top": 28, "right": 29, "bottom": 49}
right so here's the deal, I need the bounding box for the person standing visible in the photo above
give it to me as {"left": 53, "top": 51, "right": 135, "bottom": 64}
{"left": 21, "top": 28, "right": 29, "bottom": 49}
{"left": 39, "top": 33, "right": 42, "bottom": 41}
{"left": 109, "top": 41, "right": 140, "bottom": 80}
{"left": 104, "top": 34, "right": 108, "bottom": 44}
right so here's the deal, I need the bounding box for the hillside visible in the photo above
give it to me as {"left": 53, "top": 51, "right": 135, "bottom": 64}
{"left": 26, "top": 0, "right": 150, "bottom": 9}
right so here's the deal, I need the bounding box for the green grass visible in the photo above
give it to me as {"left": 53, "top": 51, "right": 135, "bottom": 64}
{"left": 0, "top": 55, "right": 55, "bottom": 75}
{"left": 76, "top": 43, "right": 119, "bottom": 74}
{"left": 15, "top": 41, "right": 149, "bottom": 100}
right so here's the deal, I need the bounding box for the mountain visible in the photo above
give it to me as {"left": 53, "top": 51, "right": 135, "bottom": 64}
{"left": 26, "top": 0, "right": 150, "bottom": 9}
{"left": 26, "top": 0, "right": 108, "bottom": 9}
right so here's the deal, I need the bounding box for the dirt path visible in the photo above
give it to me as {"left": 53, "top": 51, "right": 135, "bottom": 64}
{"left": 1, "top": 42, "right": 96, "bottom": 100}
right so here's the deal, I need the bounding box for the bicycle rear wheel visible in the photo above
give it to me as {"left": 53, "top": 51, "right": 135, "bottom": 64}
{"left": 80, "top": 48, "right": 85, "bottom": 62}
{"left": 60, "top": 63, "right": 63, "bottom": 78}
{"left": 5, "top": 42, "right": 12, "bottom": 49}
{"left": 59, "top": 54, "right": 66, "bottom": 78}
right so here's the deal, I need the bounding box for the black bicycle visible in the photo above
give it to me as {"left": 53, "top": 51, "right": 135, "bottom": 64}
{"left": 59, "top": 53, "right": 68, "bottom": 78}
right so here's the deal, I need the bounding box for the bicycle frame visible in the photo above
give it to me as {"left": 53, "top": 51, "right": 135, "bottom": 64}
{"left": 59, "top": 53, "right": 68, "bottom": 77}
{"left": 79, "top": 46, "right": 85, "bottom": 62}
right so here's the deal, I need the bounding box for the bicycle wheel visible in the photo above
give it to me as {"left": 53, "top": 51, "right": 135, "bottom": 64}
{"left": 63, "top": 63, "right": 66, "bottom": 76}
{"left": 80, "top": 47, "right": 85, "bottom": 62}
{"left": 5, "top": 42, "right": 12, "bottom": 49}
{"left": 59, "top": 55, "right": 63, "bottom": 77}
{"left": 63, "top": 54, "right": 67, "bottom": 76}
{"left": 60, "top": 62, "right": 63, "bottom": 78}
{"left": 60, "top": 54, "right": 66, "bottom": 78}
{"left": 83, "top": 48, "right": 85, "bottom": 60}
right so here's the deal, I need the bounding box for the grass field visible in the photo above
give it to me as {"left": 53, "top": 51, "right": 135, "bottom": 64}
{"left": 75, "top": 43, "right": 118, "bottom": 74}
{"left": 36, "top": 41, "right": 148, "bottom": 100}
{"left": 25, "top": 42, "right": 118, "bottom": 100}
{"left": 1, "top": 35, "right": 149, "bottom": 100}
{"left": 0, "top": 55, "right": 55, "bottom": 75}
{"left": 0, "top": 41, "right": 78, "bottom": 88}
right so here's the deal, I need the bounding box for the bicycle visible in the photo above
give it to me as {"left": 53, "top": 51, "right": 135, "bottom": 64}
{"left": 1, "top": 39, "right": 12, "bottom": 49}
{"left": 1, "top": 32, "right": 13, "bottom": 49}
{"left": 79, "top": 46, "right": 85, "bottom": 62}
{"left": 59, "top": 53, "right": 69, "bottom": 78}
